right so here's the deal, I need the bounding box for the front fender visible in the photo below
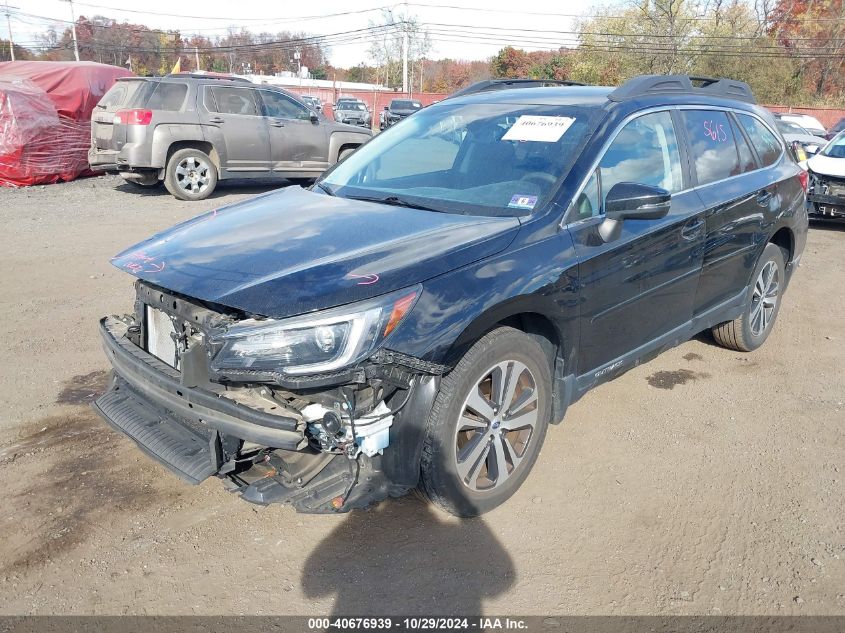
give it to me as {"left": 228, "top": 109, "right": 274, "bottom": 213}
{"left": 328, "top": 131, "right": 372, "bottom": 162}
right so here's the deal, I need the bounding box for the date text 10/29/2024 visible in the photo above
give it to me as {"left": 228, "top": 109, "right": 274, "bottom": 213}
{"left": 308, "top": 617, "right": 529, "bottom": 630}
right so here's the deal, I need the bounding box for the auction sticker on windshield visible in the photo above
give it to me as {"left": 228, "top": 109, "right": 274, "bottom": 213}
{"left": 502, "top": 116, "right": 576, "bottom": 142}
{"left": 508, "top": 194, "right": 538, "bottom": 210}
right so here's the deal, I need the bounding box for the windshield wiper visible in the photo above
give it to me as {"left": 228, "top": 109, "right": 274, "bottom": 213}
{"left": 345, "top": 194, "right": 442, "bottom": 212}
{"left": 314, "top": 181, "right": 335, "bottom": 196}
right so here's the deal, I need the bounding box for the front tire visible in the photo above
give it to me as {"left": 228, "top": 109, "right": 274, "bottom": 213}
{"left": 711, "top": 242, "right": 786, "bottom": 352}
{"left": 419, "top": 327, "right": 552, "bottom": 517}
{"left": 164, "top": 148, "right": 217, "bottom": 201}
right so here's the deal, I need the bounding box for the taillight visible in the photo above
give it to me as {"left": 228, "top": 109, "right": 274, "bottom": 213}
{"left": 113, "top": 109, "right": 153, "bottom": 125}
{"left": 798, "top": 170, "right": 808, "bottom": 192}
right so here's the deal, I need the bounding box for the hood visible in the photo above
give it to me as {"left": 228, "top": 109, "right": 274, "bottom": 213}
{"left": 112, "top": 186, "right": 520, "bottom": 319}
{"left": 807, "top": 154, "right": 845, "bottom": 178}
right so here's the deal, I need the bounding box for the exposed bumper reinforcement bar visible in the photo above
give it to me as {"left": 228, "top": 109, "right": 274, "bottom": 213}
{"left": 95, "top": 317, "right": 307, "bottom": 462}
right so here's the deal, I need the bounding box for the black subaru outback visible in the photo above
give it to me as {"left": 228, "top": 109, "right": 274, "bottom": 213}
{"left": 96, "top": 75, "right": 808, "bottom": 517}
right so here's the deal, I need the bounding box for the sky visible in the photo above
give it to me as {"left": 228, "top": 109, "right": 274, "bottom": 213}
{"left": 9, "top": 0, "right": 623, "bottom": 67}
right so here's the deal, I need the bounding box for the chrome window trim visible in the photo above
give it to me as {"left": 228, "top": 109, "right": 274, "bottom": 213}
{"left": 561, "top": 105, "right": 784, "bottom": 229}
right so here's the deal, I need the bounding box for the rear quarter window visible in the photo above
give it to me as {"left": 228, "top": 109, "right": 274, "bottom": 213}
{"left": 145, "top": 83, "right": 188, "bottom": 111}
{"left": 97, "top": 80, "right": 146, "bottom": 110}
{"left": 736, "top": 114, "right": 782, "bottom": 167}
{"left": 681, "top": 110, "right": 741, "bottom": 185}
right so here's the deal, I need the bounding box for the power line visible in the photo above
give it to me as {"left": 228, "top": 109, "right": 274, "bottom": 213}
{"left": 407, "top": 1, "right": 845, "bottom": 23}
{"left": 62, "top": 1, "right": 397, "bottom": 23}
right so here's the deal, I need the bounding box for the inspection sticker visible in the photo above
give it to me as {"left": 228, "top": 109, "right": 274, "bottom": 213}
{"left": 501, "top": 115, "right": 576, "bottom": 142}
{"left": 508, "top": 194, "right": 538, "bottom": 210}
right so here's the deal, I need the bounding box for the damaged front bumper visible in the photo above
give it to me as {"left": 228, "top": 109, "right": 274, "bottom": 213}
{"left": 808, "top": 171, "right": 845, "bottom": 218}
{"left": 95, "top": 317, "right": 307, "bottom": 481}
{"left": 94, "top": 293, "right": 442, "bottom": 513}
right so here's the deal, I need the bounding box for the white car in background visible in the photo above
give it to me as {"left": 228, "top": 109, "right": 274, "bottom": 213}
{"left": 776, "top": 112, "right": 827, "bottom": 138}
{"left": 774, "top": 118, "right": 828, "bottom": 157}
{"left": 806, "top": 132, "right": 845, "bottom": 220}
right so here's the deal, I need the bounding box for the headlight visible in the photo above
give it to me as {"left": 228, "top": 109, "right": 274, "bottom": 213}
{"left": 210, "top": 286, "right": 420, "bottom": 375}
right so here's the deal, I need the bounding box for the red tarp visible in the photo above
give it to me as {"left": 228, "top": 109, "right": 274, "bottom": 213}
{"left": 0, "top": 61, "right": 133, "bottom": 187}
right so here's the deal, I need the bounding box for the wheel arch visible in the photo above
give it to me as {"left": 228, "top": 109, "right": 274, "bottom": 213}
{"left": 769, "top": 226, "right": 794, "bottom": 264}
{"left": 164, "top": 140, "right": 220, "bottom": 173}
{"left": 328, "top": 131, "right": 370, "bottom": 162}
{"left": 443, "top": 299, "right": 575, "bottom": 425}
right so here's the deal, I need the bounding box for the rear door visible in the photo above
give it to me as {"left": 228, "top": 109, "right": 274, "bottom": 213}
{"left": 567, "top": 110, "right": 705, "bottom": 377}
{"left": 682, "top": 109, "right": 778, "bottom": 314}
{"left": 200, "top": 85, "right": 271, "bottom": 175}
{"left": 258, "top": 89, "right": 329, "bottom": 174}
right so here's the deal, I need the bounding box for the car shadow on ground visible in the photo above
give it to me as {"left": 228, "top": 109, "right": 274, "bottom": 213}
{"left": 114, "top": 178, "right": 310, "bottom": 199}
{"left": 809, "top": 218, "right": 845, "bottom": 232}
{"left": 301, "top": 495, "right": 515, "bottom": 615}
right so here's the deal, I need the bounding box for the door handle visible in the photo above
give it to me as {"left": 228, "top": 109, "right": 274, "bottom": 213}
{"left": 681, "top": 218, "right": 704, "bottom": 240}
{"left": 269, "top": 119, "right": 285, "bottom": 128}
{"left": 209, "top": 117, "right": 224, "bottom": 124}
{"left": 756, "top": 189, "right": 773, "bottom": 207}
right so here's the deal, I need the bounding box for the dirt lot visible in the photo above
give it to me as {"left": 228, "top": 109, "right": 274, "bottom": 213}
{"left": 0, "top": 175, "right": 842, "bottom": 616}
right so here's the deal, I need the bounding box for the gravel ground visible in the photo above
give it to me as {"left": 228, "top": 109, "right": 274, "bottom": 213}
{"left": 0, "top": 174, "right": 842, "bottom": 616}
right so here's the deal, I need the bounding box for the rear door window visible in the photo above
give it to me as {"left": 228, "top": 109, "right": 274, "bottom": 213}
{"left": 599, "top": 110, "right": 684, "bottom": 207}
{"left": 145, "top": 82, "right": 188, "bottom": 111}
{"left": 207, "top": 87, "right": 260, "bottom": 116}
{"left": 680, "top": 110, "right": 741, "bottom": 185}
{"left": 736, "top": 114, "right": 782, "bottom": 167}
{"left": 731, "top": 117, "right": 758, "bottom": 173}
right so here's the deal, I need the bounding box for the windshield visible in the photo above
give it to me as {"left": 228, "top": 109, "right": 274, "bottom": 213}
{"left": 320, "top": 101, "right": 601, "bottom": 216}
{"left": 339, "top": 102, "right": 366, "bottom": 111}
{"left": 392, "top": 100, "right": 421, "bottom": 110}
{"left": 821, "top": 133, "right": 845, "bottom": 158}
{"left": 787, "top": 116, "right": 825, "bottom": 133}
{"left": 776, "top": 120, "right": 809, "bottom": 135}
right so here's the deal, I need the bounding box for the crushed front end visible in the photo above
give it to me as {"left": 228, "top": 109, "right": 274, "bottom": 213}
{"left": 94, "top": 281, "right": 443, "bottom": 513}
{"left": 807, "top": 170, "right": 845, "bottom": 219}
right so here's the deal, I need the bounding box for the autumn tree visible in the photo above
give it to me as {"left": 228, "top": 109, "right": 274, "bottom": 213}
{"left": 769, "top": 0, "right": 845, "bottom": 98}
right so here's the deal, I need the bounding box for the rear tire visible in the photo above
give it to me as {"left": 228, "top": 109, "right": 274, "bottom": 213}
{"left": 419, "top": 327, "right": 552, "bottom": 517}
{"left": 164, "top": 148, "right": 217, "bottom": 201}
{"left": 711, "top": 242, "right": 785, "bottom": 352}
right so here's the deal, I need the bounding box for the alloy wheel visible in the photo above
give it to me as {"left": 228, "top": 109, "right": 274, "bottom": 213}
{"left": 454, "top": 360, "right": 539, "bottom": 492}
{"left": 750, "top": 260, "right": 780, "bottom": 337}
{"left": 175, "top": 156, "right": 211, "bottom": 195}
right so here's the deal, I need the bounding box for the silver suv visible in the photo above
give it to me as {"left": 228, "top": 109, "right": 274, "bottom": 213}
{"left": 89, "top": 74, "right": 372, "bottom": 200}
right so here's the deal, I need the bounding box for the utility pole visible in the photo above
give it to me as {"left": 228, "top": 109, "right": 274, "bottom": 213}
{"left": 2, "top": 1, "right": 17, "bottom": 62}
{"left": 401, "top": 25, "right": 408, "bottom": 96}
{"left": 294, "top": 49, "right": 301, "bottom": 89}
{"left": 194, "top": 45, "right": 200, "bottom": 71}
{"left": 63, "top": 0, "right": 80, "bottom": 61}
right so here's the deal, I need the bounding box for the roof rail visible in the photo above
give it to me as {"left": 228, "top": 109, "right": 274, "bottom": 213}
{"left": 447, "top": 78, "right": 586, "bottom": 99}
{"left": 165, "top": 72, "right": 252, "bottom": 83}
{"left": 608, "top": 74, "right": 756, "bottom": 104}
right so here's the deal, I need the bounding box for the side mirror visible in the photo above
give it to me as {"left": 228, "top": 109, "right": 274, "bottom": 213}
{"left": 599, "top": 182, "right": 671, "bottom": 242}
{"left": 310, "top": 112, "right": 319, "bottom": 124}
